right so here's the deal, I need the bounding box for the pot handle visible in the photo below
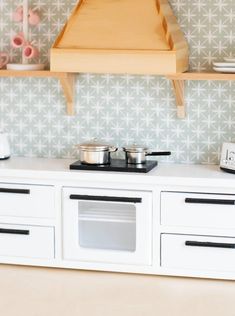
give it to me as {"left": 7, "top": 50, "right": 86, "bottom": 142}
{"left": 146, "top": 151, "right": 171, "bottom": 156}
{"left": 109, "top": 146, "right": 118, "bottom": 153}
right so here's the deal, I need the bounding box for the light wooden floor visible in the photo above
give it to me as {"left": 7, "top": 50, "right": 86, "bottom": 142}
{"left": 0, "top": 264, "right": 234, "bottom": 316}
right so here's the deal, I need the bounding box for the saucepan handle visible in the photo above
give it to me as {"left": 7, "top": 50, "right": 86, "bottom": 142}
{"left": 146, "top": 151, "right": 171, "bottom": 156}
{"left": 109, "top": 146, "right": 118, "bottom": 153}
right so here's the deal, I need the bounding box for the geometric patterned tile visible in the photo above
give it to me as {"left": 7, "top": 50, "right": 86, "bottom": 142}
{"left": 0, "top": 1, "right": 235, "bottom": 164}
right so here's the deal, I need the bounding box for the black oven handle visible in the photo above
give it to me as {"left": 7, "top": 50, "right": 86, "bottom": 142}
{"left": 185, "top": 241, "right": 235, "bottom": 249}
{"left": 70, "top": 195, "right": 142, "bottom": 203}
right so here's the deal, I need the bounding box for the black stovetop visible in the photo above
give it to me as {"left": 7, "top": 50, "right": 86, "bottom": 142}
{"left": 70, "top": 159, "right": 158, "bottom": 173}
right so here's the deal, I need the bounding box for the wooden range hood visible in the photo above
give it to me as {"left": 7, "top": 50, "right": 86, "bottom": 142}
{"left": 51, "top": 0, "right": 189, "bottom": 117}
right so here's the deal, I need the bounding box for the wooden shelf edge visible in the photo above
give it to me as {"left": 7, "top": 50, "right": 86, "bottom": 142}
{"left": 166, "top": 72, "right": 235, "bottom": 81}
{"left": 166, "top": 72, "right": 235, "bottom": 118}
{"left": 1, "top": 70, "right": 234, "bottom": 119}
{"left": 0, "top": 70, "right": 67, "bottom": 78}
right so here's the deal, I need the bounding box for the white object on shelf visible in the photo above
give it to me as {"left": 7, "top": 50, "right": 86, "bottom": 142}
{"left": 213, "top": 62, "right": 235, "bottom": 68}
{"left": 7, "top": 63, "right": 45, "bottom": 71}
{"left": 213, "top": 67, "right": 235, "bottom": 73}
{"left": 224, "top": 57, "right": 235, "bottom": 62}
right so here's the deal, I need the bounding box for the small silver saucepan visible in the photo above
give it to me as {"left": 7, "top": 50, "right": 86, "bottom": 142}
{"left": 77, "top": 140, "right": 118, "bottom": 165}
{"left": 123, "top": 145, "right": 171, "bottom": 164}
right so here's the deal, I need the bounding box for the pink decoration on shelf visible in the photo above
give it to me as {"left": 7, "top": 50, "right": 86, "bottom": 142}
{"left": 12, "top": 6, "right": 23, "bottom": 22}
{"left": 12, "top": 6, "right": 40, "bottom": 26}
{"left": 28, "top": 9, "right": 40, "bottom": 26}
{"left": 23, "top": 44, "right": 39, "bottom": 59}
{"left": 9, "top": 1, "right": 44, "bottom": 69}
{"left": 11, "top": 32, "right": 26, "bottom": 48}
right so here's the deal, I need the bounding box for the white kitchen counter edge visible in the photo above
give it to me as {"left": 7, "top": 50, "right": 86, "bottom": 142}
{"left": 0, "top": 157, "right": 234, "bottom": 188}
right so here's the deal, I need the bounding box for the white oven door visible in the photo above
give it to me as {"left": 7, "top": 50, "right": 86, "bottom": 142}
{"left": 63, "top": 187, "right": 152, "bottom": 266}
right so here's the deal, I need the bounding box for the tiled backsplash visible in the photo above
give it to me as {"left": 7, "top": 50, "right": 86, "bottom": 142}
{"left": 0, "top": 1, "right": 235, "bottom": 164}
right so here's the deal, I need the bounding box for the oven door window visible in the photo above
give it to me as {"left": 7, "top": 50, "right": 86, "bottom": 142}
{"left": 78, "top": 201, "right": 136, "bottom": 252}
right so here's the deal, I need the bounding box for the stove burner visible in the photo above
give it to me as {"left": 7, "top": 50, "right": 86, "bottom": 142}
{"left": 70, "top": 159, "right": 158, "bottom": 173}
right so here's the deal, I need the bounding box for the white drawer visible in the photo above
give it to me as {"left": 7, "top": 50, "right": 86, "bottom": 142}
{"left": 161, "top": 192, "right": 235, "bottom": 229}
{"left": 0, "top": 224, "right": 54, "bottom": 259}
{"left": 0, "top": 183, "right": 55, "bottom": 218}
{"left": 161, "top": 234, "right": 235, "bottom": 272}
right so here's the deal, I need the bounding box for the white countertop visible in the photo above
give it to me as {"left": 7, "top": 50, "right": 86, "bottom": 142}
{"left": 0, "top": 157, "right": 234, "bottom": 188}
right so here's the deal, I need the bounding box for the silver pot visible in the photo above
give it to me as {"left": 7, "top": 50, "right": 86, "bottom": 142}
{"left": 123, "top": 145, "right": 171, "bottom": 164}
{"left": 78, "top": 140, "right": 118, "bottom": 165}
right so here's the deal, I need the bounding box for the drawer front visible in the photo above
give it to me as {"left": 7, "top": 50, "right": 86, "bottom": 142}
{"left": 0, "top": 183, "right": 55, "bottom": 218}
{"left": 161, "top": 192, "right": 235, "bottom": 229}
{"left": 0, "top": 224, "right": 54, "bottom": 259}
{"left": 161, "top": 234, "right": 235, "bottom": 272}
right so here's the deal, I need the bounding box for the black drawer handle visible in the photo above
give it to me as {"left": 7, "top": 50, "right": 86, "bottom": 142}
{"left": 70, "top": 195, "right": 142, "bottom": 203}
{"left": 0, "top": 228, "right": 30, "bottom": 235}
{"left": 185, "top": 198, "right": 235, "bottom": 205}
{"left": 185, "top": 241, "right": 235, "bottom": 249}
{"left": 0, "top": 188, "right": 30, "bottom": 195}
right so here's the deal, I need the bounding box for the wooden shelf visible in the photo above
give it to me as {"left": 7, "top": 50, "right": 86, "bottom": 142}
{"left": 166, "top": 72, "right": 235, "bottom": 119}
{"left": 0, "top": 70, "right": 75, "bottom": 115}
{"left": 167, "top": 72, "right": 235, "bottom": 81}
{"left": 1, "top": 70, "right": 233, "bottom": 118}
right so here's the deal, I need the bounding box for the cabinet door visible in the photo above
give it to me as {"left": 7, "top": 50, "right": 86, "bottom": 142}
{"left": 0, "top": 183, "right": 55, "bottom": 218}
{"left": 161, "top": 191, "right": 235, "bottom": 229}
{"left": 161, "top": 234, "right": 235, "bottom": 273}
{"left": 63, "top": 187, "right": 152, "bottom": 266}
{"left": 0, "top": 223, "right": 54, "bottom": 259}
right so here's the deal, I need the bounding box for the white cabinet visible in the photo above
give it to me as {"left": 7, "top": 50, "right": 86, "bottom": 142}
{"left": 0, "top": 183, "right": 55, "bottom": 218}
{"left": 1, "top": 158, "right": 235, "bottom": 280}
{"left": 161, "top": 191, "right": 235, "bottom": 229}
{"left": 62, "top": 187, "right": 152, "bottom": 266}
{"left": 0, "top": 223, "right": 54, "bottom": 259}
{"left": 161, "top": 234, "right": 235, "bottom": 273}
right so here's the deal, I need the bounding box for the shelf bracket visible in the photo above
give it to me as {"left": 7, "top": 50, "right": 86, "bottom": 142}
{"left": 58, "top": 73, "right": 75, "bottom": 115}
{"left": 171, "top": 80, "right": 185, "bottom": 119}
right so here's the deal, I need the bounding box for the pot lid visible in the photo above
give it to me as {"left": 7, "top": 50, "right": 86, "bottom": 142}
{"left": 79, "top": 139, "right": 111, "bottom": 151}
{"left": 123, "top": 144, "right": 148, "bottom": 153}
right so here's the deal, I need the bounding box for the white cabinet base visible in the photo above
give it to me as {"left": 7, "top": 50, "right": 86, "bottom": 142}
{"left": 0, "top": 158, "right": 235, "bottom": 280}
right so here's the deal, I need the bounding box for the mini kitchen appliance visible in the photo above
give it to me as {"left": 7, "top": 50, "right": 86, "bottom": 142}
{"left": 0, "top": 131, "right": 10, "bottom": 160}
{"left": 70, "top": 159, "right": 158, "bottom": 173}
{"left": 123, "top": 145, "right": 171, "bottom": 164}
{"left": 76, "top": 140, "right": 118, "bottom": 165}
{"left": 220, "top": 142, "right": 235, "bottom": 174}
{"left": 71, "top": 141, "right": 171, "bottom": 173}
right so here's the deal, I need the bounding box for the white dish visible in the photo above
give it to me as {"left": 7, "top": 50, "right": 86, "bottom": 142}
{"left": 213, "top": 62, "right": 235, "bottom": 68}
{"left": 213, "top": 67, "right": 235, "bottom": 73}
{"left": 7, "top": 64, "right": 45, "bottom": 71}
{"left": 224, "top": 58, "right": 235, "bottom": 62}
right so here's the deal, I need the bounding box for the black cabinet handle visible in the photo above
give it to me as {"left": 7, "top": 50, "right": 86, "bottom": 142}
{"left": 0, "top": 188, "right": 30, "bottom": 195}
{"left": 0, "top": 228, "right": 30, "bottom": 235}
{"left": 185, "top": 198, "right": 235, "bottom": 205}
{"left": 185, "top": 241, "right": 235, "bottom": 249}
{"left": 70, "top": 195, "right": 142, "bottom": 203}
